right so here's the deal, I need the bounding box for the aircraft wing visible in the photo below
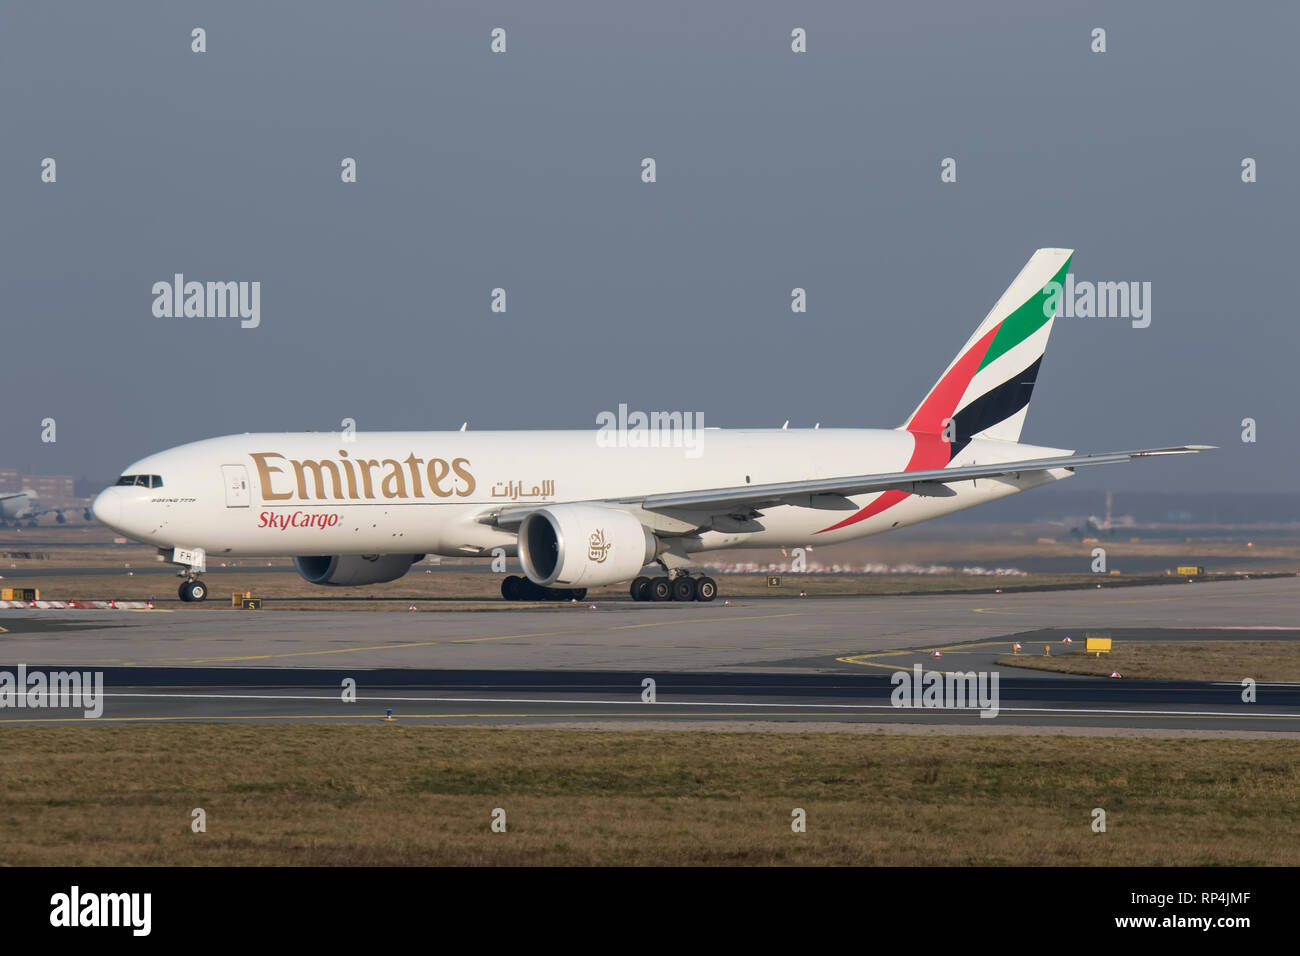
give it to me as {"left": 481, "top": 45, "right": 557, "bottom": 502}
{"left": 627, "top": 446, "right": 1212, "bottom": 514}
{"left": 476, "top": 445, "right": 1211, "bottom": 528}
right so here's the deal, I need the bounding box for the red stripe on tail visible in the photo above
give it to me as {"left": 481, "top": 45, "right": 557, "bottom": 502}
{"left": 815, "top": 324, "right": 1000, "bottom": 533}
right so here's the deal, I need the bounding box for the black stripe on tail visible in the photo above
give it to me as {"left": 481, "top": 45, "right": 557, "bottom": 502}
{"left": 946, "top": 357, "right": 1042, "bottom": 460}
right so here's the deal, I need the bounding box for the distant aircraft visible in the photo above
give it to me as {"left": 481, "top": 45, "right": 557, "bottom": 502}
{"left": 91, "top": 249, "right": 1210, "bottom": 603}
{"left": 1057, "top": 491, "right": 1137, "bottom": 539}
{"left": 0, "top": 490, "right": 91, "bottom": 527}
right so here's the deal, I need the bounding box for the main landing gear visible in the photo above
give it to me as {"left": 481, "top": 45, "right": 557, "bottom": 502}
{"left": 629, "top": 571, "right": 717, "bottom": 603}
{"left": 501, "top": 575, "right": 587, "bottom": 602}
{"left": 178, "top": 578, "right": 208, "bottom": 602}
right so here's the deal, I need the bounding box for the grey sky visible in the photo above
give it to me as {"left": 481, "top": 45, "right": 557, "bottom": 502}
{"left": 2, "top": 1, "right": 1296, "bottom": 493}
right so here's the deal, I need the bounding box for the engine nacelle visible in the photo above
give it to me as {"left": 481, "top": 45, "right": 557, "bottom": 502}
{"left": 293, "top": 553, "right": 423, "bottom": 587}
{"left": 518, "top": 504, "right": 656, "bottom": 588}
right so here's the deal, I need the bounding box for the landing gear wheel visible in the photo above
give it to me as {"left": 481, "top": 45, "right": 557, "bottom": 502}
{"left": 695, "top": 576, "right": 717, "bottom": 602}
{"left": 502, "top": 575, "right": 523, "bottom": 601}
{"left": 178, "top": 580, "right": 207, "bottom": 603}
{"left": 630, "top": 576, "right": 651, "bottom": 601}
{"left": 178, "top": 581, "right": 192, "bottom": 603}
{"left": 648, "top": 577, "right": 672, "bottom": 602}
{"left": 671, "top": 576, "right": 697, "bottom": 602}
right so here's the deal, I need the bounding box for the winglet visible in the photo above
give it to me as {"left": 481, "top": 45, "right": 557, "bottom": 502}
{"left": 1127, "top": 445, "right": 1215, "bottom": 456}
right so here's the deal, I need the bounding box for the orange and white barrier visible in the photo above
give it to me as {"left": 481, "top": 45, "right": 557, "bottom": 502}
{"left": 0, "top": 599, "right": 154, "bottom": 610}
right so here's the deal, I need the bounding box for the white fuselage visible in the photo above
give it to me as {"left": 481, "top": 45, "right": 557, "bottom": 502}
{"left": 91, "top": 429, "right": 1072, "bottom": 559}
{"left": 0, "top": 491, "right": 40, "bottom": 522}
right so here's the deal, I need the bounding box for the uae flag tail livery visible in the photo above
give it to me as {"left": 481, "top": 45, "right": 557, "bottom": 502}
{"left": 91, "top": 247, "right": 1210, "bottom": 603}
{"left": 908, "top": 247, "right": 1069, "bottom": 457}
{"left": 816, "top": 248, "right": 1072, "bottom": 535}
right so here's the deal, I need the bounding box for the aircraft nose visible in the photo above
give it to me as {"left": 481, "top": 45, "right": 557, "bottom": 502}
{"left": 91, "top": 489, "right": 121, "bottom": 529}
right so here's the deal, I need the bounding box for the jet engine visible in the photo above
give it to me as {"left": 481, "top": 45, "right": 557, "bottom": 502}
{"left": 517, "top": 504, "right": 656, "bottom": 588}
{"left": 293, "top": 553, "right": 424, "bottom": 586}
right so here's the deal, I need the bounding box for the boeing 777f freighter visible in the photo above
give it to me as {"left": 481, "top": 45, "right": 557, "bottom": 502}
{"left": 92, "top": 249, "right": 1207, "bottom": 602}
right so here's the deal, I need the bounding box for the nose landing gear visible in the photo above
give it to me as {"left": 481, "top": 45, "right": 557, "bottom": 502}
{"left": 165, "top": 546, "right": 209, "bottom": 602}
{"left": 178, "top": 579, "right": 208, "bottom": 602}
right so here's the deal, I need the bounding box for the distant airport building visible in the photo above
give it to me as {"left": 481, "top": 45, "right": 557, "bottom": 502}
{"left": 0, "top": 470, "right": 79, "bottom": 506}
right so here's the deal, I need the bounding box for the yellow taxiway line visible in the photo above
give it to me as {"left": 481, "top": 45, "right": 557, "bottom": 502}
{"left": 837, "top": 639, "right": 1016, "bottom": 673}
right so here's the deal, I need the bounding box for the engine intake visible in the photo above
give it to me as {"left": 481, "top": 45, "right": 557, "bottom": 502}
{"left": 293, "top": 553, "right": 423, "bottom": 587}
{"left": 518, "top": 504, "right": 655, "bottom": 588}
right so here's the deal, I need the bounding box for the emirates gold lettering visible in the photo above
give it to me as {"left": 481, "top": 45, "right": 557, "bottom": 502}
{"left": 452, "top": 457, "right": 476, "bottom": 496}
{"left": 426, "top": 458, "right": 453, "bottom": 497}
{"left": 337, "top": 450, "right": 360, "bottom": 499}
{"left": 380, "top": 459, "right": 407, "bottom": 499}
{"left": 292, "top": 459, "right": 343, "bottom": 499}
{"left": 251, "top": 452, "right": 476, "bottom": 502}
{"left": 358, "top": 459, "right": 382, "bottom": 498}
{"left": 403, "top": 454, "right": 425, "bottom": 497}
{"left": 249, "top": 452, "right": 293, "bottom": 501}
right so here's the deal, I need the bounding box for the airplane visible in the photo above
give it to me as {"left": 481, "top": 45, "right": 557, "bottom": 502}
{"left": 0, "top": 490, "right": 91, "bottom": 527}
{"left": 90, "top": 248, "right": 1209, "bottom": 603}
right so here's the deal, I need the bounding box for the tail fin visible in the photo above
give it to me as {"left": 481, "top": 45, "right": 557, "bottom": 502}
{"left": 903, "top": 248, "right": 1072, "bottom": 453}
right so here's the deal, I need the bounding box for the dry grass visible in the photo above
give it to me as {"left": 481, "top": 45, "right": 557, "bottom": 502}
{"left": 6, "top": 523, "right": 1300, "bottom": 566}
{"left": 998, "top": 641, "right": 1300, "bottom": 682}
{"left": 3, "top": 524, "right": 1292, "bottom": 609}
{"left": 10, "top": 566, "right": 1270, "bottom": 610}
{"left": 2, "top": 726, "right": 1297, "bottom": 865}
{"left": 0, "top": 569, "right": 1115, "bottom": 609}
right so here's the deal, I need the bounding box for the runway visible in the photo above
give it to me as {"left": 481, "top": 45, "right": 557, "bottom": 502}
{"left": 1, "top": 578, "right": 1297, "bottom": 732}
{"left": 0, "top": 662, "right": 1296, "bottom": 732}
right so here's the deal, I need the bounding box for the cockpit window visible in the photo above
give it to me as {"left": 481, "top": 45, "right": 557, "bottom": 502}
{"left": 116, "top": 475, "right": 163, "bottom": 488}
